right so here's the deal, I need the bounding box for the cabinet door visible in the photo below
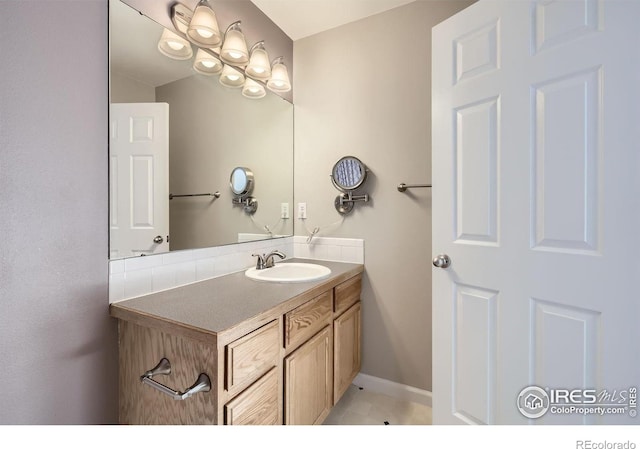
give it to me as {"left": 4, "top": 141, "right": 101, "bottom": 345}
{"left": 284, "top": 326, "right": 332, "bottom": 425}
{"left": 225, "top": 367, "right": 280, "bottom": 425}
{"left": 334, "top": 302, "right": 361, "bottom": 403}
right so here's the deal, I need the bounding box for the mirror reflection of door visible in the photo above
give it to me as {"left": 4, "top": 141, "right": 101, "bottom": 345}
{"left": 110, "top": 103, "right": 170, "bottom": 258}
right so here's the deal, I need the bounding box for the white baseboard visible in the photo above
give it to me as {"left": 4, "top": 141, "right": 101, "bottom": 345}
{"left": 353, "top": 373, "right": 433, "bottom": 407}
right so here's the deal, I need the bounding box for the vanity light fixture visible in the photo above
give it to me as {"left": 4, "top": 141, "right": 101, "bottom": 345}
{"left": 267, "top": 57, "right": 292, "bottom": 93}
{"left": 164, "top": 2, "right": 291, "bottom": 100}
{"left": 242, "top": 78, "right": 266, "bottom": 99}
{"left": 220, "top": 21, "right": 249, "bottom": 65}
{"left": 245, "top": 41, "right": 271, "bottom": 81}
{"left": 193, "top": 48, "right": 223, "bottom": 75}
{"left": 186, "top": 0, "right": 222, "bottom": 48}
{"left": 157, "top": 28, "right": 193, "bottom": 60}
{"left": 219, "top": 64, "right": 245, "bottom": 88}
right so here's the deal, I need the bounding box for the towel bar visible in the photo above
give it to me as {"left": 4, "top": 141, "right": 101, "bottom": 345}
{"left": 169, "top": 191, "right": 221, "bottom": 200}
{"left": 397, "top": 183, "right": 432, "bottom": 192}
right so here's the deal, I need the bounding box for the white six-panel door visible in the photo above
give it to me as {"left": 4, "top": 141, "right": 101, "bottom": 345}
{"left": 432, "top": 0, "right": 640, "bottom": 424}
{"left": 110, "top": 103, "right": 169, "bottom": 258}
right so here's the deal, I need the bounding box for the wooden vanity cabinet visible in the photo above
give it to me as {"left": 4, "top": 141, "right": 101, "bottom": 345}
{"left": 112, "top": 270, "right": 362, "bottom": 426}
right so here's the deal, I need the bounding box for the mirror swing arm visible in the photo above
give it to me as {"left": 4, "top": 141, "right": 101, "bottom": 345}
{"left": 334, "top": 192, "right": 369, "bottom": 215}
{"left": 232, "top": 196, "right": 258, "bottom": 214}
{"left": 330, "top": 156, "right": 371, "bottom": 215}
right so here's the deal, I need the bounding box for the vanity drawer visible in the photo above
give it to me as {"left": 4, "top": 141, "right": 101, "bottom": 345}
{"left": 285, "top": 290, "right": 333, "bottom": 349}
{"left": 225, "top": 367, "right": 280, "bottom": 425}
{"left": 226, "top": 320, "right": 279, "bottom": 394}
{"left": 334, "top": 275, "right": 361, "bottom": 316}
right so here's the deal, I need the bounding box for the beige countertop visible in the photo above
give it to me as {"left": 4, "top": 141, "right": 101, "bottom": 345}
{"left": 110, "top": 259, "right": 363, "bottom": 339}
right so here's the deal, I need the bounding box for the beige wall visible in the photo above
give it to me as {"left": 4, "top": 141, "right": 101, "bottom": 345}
{"left": 110, "top": 71, "right": 155, "bottom": 103}
{"left": 156, "top": 76, "right": 294, "bottom": 250}
{"left": 293, "top": 0, "right": 473, "bottom": 391}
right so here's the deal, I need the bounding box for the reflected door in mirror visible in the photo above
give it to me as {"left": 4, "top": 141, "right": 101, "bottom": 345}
{"left": 110, "top": 103, "right": 170, "bottom": 258}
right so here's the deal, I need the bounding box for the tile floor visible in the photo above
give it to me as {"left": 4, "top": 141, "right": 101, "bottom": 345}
{"left": 323, "top": 384, "right": 433, "bottom": 425}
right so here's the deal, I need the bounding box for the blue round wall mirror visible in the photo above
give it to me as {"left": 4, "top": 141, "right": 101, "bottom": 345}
{"left": 230, "top": 167, "right": 254, "bottom": 198}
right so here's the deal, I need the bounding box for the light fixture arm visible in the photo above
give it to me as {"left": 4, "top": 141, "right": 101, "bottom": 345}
{"left": 224, "top": 20, "right": 242, "bottom": 36}
{"left": 249, "top": 41, "right": 266, "bottom": 54}
{"left": 271, "top": 56, "right": 285, "bottom": 66}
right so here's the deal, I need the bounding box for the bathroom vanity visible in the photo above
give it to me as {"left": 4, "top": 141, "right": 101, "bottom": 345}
{"left": 109, "top": 259, "right": 363, "bottom": 425}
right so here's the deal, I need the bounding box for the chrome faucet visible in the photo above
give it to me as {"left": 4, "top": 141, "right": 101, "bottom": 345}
{"left": 251, "top": 250, "right": 286, "bottom": 270}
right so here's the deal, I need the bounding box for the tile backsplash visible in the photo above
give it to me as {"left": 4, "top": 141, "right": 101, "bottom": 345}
{"left": 293, "top": 236, "right": 364, "bottom": 264}
{"left": 109, "top": 236, "right": 364, "bottom": 303}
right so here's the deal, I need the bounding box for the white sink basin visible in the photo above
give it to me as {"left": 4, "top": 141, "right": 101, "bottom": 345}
{"left": 245, "top": 263, "right": 331, "bottom": 283}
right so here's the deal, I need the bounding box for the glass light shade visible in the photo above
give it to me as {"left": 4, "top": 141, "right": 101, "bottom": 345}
{"left": 219, "top": 64, "right": 245, "bottom": 88}
{"left": 267, "top": 61, "right": 291, "bottom": 92}
{"left": 242, "top": 79, "right": 266, "bottom": 99}
{"left": 220, "top": 28, "right": 249, "bottom": 65}
{"left": 193, "top": 49, "right": 223, "bottom": 75}
{"left": 245, "top": 47, "right": 271, "bottom": 81}
{"left": 157, "top": 28, "right": 193, "bottom": 60}
{"left": 186, "top": 2, "right": 222, "bottom": 48}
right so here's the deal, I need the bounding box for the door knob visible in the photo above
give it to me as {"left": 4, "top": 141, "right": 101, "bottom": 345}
{"left": 153, "top": 235, "right": 164, "bottom": 244}
{"left": 432, "top": 254, "right": 451, "bottom": 269}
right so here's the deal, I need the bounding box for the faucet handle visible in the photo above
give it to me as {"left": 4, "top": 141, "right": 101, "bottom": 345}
{"left": 252, "top": 253, "right": 266, "bottom": 270}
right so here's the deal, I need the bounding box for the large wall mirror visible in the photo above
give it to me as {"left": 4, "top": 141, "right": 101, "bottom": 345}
{"left": 109, "top": 0, "right": 294, "bottom": 259}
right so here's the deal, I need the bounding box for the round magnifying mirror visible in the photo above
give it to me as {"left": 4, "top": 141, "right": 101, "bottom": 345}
{"left": 331, "top": 156, "right": 367, "bottom": 192}
{"left": 230, "top": 167, "right": 254, "bottom": 198}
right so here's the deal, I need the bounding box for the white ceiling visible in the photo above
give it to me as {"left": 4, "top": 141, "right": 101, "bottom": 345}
{"left": 250, "top": 0, "right": 417, "bottom": 41}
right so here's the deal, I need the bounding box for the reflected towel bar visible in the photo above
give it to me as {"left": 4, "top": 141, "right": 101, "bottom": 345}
{"left": 169, "top": 191, "right": 221, "bottom": 200}
{"left": 397, "top": 183, "right": 432, "bottom": 192}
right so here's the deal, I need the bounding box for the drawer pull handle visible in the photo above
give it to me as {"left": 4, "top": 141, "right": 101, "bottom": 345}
{"left": 140, "top": 358, "right": 211, "bottom": 401}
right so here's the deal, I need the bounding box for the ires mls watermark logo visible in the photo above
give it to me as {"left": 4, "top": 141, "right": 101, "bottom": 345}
{"left": 517, "top": 385, "right": 637, "bottom": 419}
